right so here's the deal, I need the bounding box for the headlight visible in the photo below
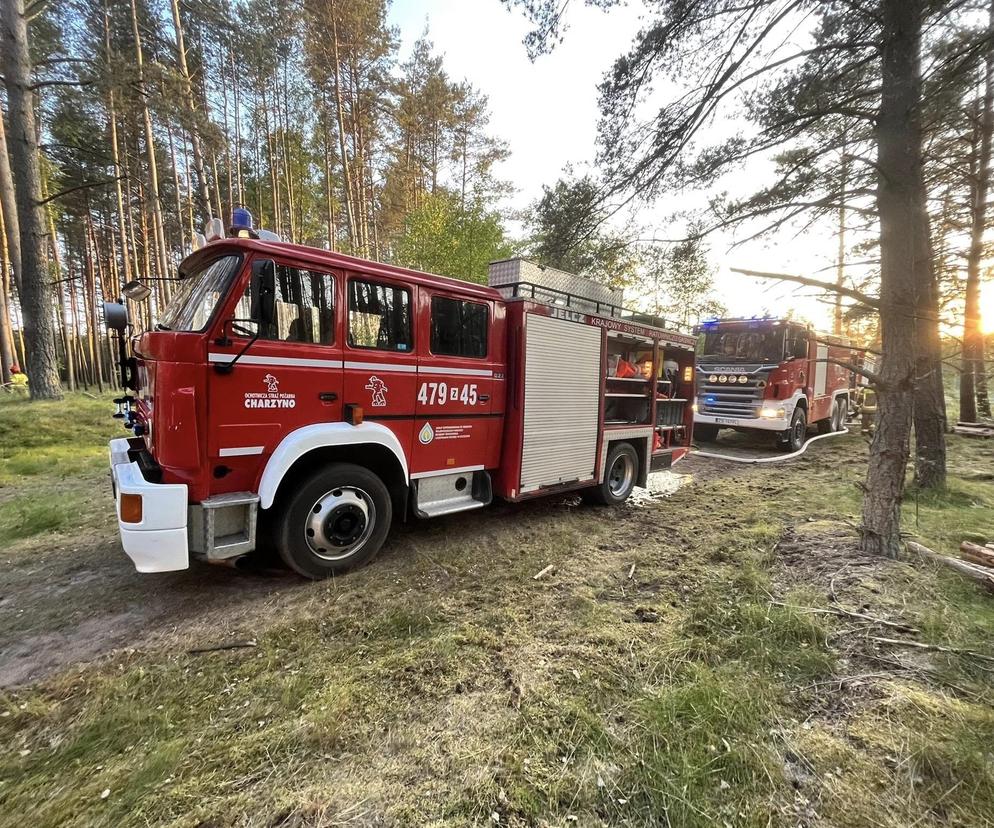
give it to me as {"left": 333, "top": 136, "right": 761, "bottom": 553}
{"left": 709, "top": 374, "right": 718, "bottom": 383}
{"left": 718, "top": 375, "right": 727, "bottom": 383}
{"left": 760, "top": 407, "right": 786, "bottom": 419}
{"left": 692, "top": 403, "right": 699, "bottom": 413}
{"left": 738, "top": 375, "right": 748, "bottom": 384}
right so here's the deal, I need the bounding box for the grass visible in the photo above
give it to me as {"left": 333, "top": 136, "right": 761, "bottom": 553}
{"left": 0, "top": 395, "right": 992, "bottom": 826}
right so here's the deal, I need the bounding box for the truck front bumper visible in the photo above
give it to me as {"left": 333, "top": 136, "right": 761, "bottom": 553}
{"left": 694, "top": 411, "right": 790, "bottom": 432}
{"left": 109, "top": 438, "right": 189, "bottom": 572}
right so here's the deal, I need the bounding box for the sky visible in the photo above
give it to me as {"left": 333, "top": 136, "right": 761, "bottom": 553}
{"left": 388, "top": 0, "right": 994, "bottom": 333}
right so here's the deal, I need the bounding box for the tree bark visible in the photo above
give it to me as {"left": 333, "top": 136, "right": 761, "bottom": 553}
{"left": 169, "top": 0, "right": 212, "bottom": 221}
{"left": 862, "top": 0, "right": 924, "bottom": 557}
{"left": 129, "top": 0, "right": 169, "bottom": 288}
{"left": 1, "top": 0, "right": 63, "bottom": 399}
{"left": 0, "top": 108, "right": 21, "bottom": 297}
{"left": 963, "top": 1, "right": 994, "bottom": 423}
{"left": 834, "top": 131, "right": 848, "bottom": 336}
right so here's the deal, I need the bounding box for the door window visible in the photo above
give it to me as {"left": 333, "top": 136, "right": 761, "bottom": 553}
{"left": 430, "top": 296, "right": 488, "bottom": 359}
{"left": 233, "top": 264, "right": 336, "bottom": 344}
{"left": 348, "top": 280, "right": 412, "bottom": 351}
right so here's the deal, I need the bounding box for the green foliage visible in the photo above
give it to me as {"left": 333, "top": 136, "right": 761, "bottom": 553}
{"left": 525, "top": 172, "right": 640, "bottom": 288}
{"left": 637, "top": 235, "right": 725, "bottom": 326}
{"left": 393, "top": 191, "right": 511, "bottom": 283}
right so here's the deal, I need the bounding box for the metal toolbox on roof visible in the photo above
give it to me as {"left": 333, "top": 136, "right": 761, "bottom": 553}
{"left": 488, "top": 258, "right": 624, "bottom": 315}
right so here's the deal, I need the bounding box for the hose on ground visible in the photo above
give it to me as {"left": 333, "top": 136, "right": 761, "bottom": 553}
{"left": 691, "top": 427, "right": 850, "bottom": 464}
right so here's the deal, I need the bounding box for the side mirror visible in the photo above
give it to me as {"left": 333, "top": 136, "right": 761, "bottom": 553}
{"left": 103, "top": 301, "right": 129, "bottom": 331}
{"left": 250, "top": 259, "right": 276, "bottom": 327}
{"left": 122, "top": 280, "right": 152, "bottom": 302}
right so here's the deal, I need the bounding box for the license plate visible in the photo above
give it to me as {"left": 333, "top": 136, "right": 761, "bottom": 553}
{"left": 715, "top": 417, "right": 739, "bottom": 425}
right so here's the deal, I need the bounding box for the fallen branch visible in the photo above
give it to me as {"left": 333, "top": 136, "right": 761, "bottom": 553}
{"left": 627, "top": 563, "right": 636, "bottom": 580}
{"left": 187, "top": 639, "right": 257, "bottom": 655}
{"left": 906, "top": 541, "right": 994, "bottom": 591}
{"left": 960, "top": 541, "right": 994, "bottom": 570}
{"left": 869, "top": 636, "right": 994, "bottom": 664}
{"left": 533, "top": 565, "right": 555, "bottom": 581}
{"left": 769, "top": 600, "right": 919, "bottom": 633}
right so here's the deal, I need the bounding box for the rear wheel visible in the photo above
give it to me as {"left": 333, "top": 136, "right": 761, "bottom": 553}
{"left": 778, "top": 407, "right": 807, "bottom": 452}
{"left": 589, "top": 443, "right": 639, "bottom": 505}
{"left": 694, "top": 424, "right": 720, "bottom": 443}
{"left": 277, "top": 463, "right": 392, "bottom": 579}
{"left": 834, "top": 398, "right": 848, "bottom": 430}
{"left": 817, "top": 400, "right": 839, "bottom": 435}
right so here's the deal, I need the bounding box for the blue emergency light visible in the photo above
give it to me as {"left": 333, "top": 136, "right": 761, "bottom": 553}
{"left": 231, "top": 207, "right": 254, "bottom": 236}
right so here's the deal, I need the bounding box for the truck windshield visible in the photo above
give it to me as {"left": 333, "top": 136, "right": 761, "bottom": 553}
{"left": 701, "top": 329, "right": 784, "bottom": 363}
{"left": 157, "top": 255, "right": 242, "bottom": 332}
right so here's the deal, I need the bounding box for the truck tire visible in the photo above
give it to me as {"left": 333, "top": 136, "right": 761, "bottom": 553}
{"left": 694, "top": 424, "right": 719, "bottom": 443}
{"left": 817, "top": 400, "right": 838, "bottom": 435}
{"left": 835, "top": 398, "right": 848, "bottom": 430}
{"left": 778, "top": 407, "right": 807, "bottom": 452}
{"left": 276, "top": 463, "right": 392, "bottom": 579}
{"left": 589, "top": 442, "right": 639, "bottom": 506}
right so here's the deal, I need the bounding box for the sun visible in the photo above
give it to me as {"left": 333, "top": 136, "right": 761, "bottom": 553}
{"left": 982, "top": 282, "right": 994, "bottom": 335}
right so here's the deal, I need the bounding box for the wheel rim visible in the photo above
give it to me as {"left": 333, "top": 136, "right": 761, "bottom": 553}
{"left": 608, "top": 453, "right": 636, "bottom": 497}
{"left": 792, "top": 416, "right": 805, "bottom": 447}
{"left": 304, "top": 486, "right": 375, "bottom": 561}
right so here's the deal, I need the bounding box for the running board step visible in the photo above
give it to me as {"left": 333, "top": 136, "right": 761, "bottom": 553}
{"left": 413, "top": 470, "right": 492, "bottom": 519}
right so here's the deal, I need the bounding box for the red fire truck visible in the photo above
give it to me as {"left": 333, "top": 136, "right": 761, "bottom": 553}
{"left": 105, "top": 215, "right": 696, "bottom": 578}
{"left": 692, "top": 317, "right": 861, "bottom": 451}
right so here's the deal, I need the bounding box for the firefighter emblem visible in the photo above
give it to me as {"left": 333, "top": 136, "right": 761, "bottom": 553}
{"left": 263, "top": 373, "right": 279, "bottom": 393}
{"left": 364, "top": 375, "right": 388, "bottom": 407}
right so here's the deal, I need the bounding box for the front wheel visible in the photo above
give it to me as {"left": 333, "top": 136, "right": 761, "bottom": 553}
{"left": 277, "top": 463, "right": 392, "bottom": 579}
{"left": 589, "top": 443, "right": 639, "bottom": 505}
{"left": 778, "top": 407, "right": 807, "bottom": 452}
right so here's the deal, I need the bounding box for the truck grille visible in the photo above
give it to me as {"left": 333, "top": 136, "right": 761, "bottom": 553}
{"left": 696, "top": 369, "right": 770, "bottom": 419}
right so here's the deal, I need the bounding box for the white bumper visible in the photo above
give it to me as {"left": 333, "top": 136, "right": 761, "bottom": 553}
{"left": 109, "top": 438, "right": 189, "bottom": 573}
{"left": 694, "top": 411, "right": 789, "bottom": 432}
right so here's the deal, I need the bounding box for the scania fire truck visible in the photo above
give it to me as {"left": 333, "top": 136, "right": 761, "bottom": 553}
{"left": 106, "top": 214, "right": 696, "bottom": 579}
{"left": 692, "top": 317, "right": 862, "bottom": 451}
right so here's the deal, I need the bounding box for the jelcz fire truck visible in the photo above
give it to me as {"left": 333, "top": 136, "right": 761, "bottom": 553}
{"left": 692, "top": 317, "right": 862, "bottom": 451}
{"left": 106, "top": 216, "right": 696, "bottom": 579}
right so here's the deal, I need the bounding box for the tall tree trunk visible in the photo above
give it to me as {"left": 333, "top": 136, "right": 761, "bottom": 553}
{"left": 0, "top": 242, "right": 13, "bottom": 384}
{"left": 912, "top": 263, "right": 947, "bottom": 489}
{"left": 130, "top": 0, "right": 170, "bottom": 289}
{"left": 168, "top": 0, "right": 212, "bottom": 221}
{"left": 862, "top": 0, "right": 925, "bottom": 557}
{"left": 330, "top": 9, "right": 358, "bottom": 251}
{"left": 0, "top": 183, "right": 14, "bottom": 383}
{"left": 0, "top": 108, "right": 21, "bottom": 296}
{"left": 963, "top": 1, "right": 994, "bottom": 423}
{"left": 44, "top": 195, "right": 74, "bottom": 391}
{"left": 1, "top": 0, "right": 63, "bottom": 399}
{"left": 321, "top": 103, "right": 337, "bottom": 250}
{"left": 834, "top": 131, "right": 848, "bottom": 336}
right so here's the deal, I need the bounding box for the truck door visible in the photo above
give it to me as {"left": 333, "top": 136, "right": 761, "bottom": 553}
{"left": 207, "top": 259, "right": 343, "bottom": 490}
{"left": 412, "top": 292, "right": 496, "bottom": 476}
{"left": 344, "top": 275, "right": 418, "bottom": 457}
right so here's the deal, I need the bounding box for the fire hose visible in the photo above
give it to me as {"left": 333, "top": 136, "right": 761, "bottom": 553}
{"left": 691, "top": 427, "right": 850, "bottom": 464}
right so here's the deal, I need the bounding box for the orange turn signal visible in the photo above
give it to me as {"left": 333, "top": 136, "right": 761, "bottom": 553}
{"left": 345, "top": 405, "right": 364, "bottom": 426}
{"left": 120, "top": 493, "right": 143, "bottom": 524}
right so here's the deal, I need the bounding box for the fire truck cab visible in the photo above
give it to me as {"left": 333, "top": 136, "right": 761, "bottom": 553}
{"left": 692, "top": 317, "right": 859, "bottom": 451}
{"left": 107, "top": 221, "right": 696, "bottom": 579}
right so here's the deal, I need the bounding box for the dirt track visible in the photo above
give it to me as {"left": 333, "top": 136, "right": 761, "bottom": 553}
{"left": 0, "top": 433, "right": 789, "bottom": 689}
